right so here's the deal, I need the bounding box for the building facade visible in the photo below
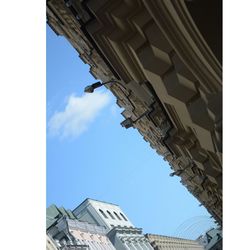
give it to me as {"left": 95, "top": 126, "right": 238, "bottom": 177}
{"left": 73, "top": 198, "right": 154, "bottom": 250}
{"left": 46, "top": 0, "right": 222, "bottom": 225}
{"left": 47, "top": 217, "right": 115, "bottom": 249}
{"left": 47, "top": 234, "right": 59, "bottom": 250}
{"left": 46, "top": 204, "right": 116, "bottom": 249}
{"left": 73, "top": 198, "right": 134, "bottom": 230}
{"left": 145, "top": 234, "right": 205, "bottom": 250}
{"left": 197, "top": 228, "right": 222, "bottom": 250}
{"left": 108, "top": 226, "right": 154, "bottom": 250}
{"left": 47, "top": 199, "right": 213, "bottom": 250}
{"left": 46, "top": 200, "right": 154, "bottom": 250}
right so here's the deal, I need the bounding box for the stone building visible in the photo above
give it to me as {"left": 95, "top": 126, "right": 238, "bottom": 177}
{"left": 145, "top": 234, "right": 205, "bottom": 250}
{"left": 47, "top": 0, "right": 222, "bottom": 225}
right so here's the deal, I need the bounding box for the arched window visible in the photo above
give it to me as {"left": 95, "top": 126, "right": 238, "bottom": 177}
{"left": 107, "top": 210, "right": 115, "bottom": 219}
{"left": 120, "top": 213, "right": 128, "bottom": 221}
{"left": 113, "top": 211, "right": 122, "bottom": 220}
{"left": 99, "top": 209, "right": 108, "bottom": 219}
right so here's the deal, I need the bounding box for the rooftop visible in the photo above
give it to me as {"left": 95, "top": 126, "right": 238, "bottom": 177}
{"left": 73, "top": 198, "right": 119, "bottom": 212}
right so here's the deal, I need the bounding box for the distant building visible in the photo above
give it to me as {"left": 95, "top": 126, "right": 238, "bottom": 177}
{"left": 47, "top": 198, "right": 215, "bottom": 250}
{"left": 145, "top": 233, "right": 205, "bottom": 250}
{"left": 107, "top": 226, "right": 153, "bottom": 250}
{"left": 197, "top": 228, "right": 222, "bottom": 250}
{"left": 46, "top": 204, "right": 115, "bottom": 249}
{"left": 46, "top": 234, "right": 58, "bottom": 250}
{"left": 47, "top": 216, "right": 115, "bottom": 249}
{"left": 73, "top": 198, "right": 134, "bottom": 230}
{"left": 73, "top": 198, "right": 154, "bottom": 250}
{"left": 47, "top": 204, "right": 78, "bottom": 230}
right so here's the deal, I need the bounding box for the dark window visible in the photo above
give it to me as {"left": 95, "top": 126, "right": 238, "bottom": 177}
{"left": 120, "top": 213, "right": 128, "bottom": 221}
{"left": 99, "top": 209, "right": 108, "bottom": 219}
{"left": 113, "top": 212, "right": 122, "bottom": 220}
{"left": 107, "top": 210, "right": 115, "bottom": 220}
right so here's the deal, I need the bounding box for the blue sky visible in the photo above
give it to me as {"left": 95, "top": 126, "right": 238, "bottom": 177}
{"left": 46, "top": 25, "right": 216, "bottom": 239}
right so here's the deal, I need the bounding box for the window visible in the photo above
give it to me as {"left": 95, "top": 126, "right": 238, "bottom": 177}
{"left": 120, "top": 213, "right": 128, "bottom": 221}
{"left": 107, "top": 210, "right": 115, "bottom": 219}
{"left": 113, "top": 211, "right": 122, "bottom": 220}
{"left": 99, "top": 209, "right": 108, "bottom": 219}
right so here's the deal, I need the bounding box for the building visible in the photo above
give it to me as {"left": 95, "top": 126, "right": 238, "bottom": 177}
{"left": 47, "top": 198, "right": 217, "bottom": 250}
{"left": 145, "top": 234, "right": 205, "bottom": 250}
{"left": 46, "top": 204, "right": 116, "bottom": 249}
{"left": 108, "top": 226, "right": 154, "bottom": 250}
{"left": 46, "top": 200, "right": 154, "bottom": 250}
{"left": 46, "top": 234, "right": 59, "bottom": 250}
{"left": 73, "top": 198, "right": 134, "bottom": 230}
{"left": 73, "top": 198, "right": 154, "bottom": 249}
{"left": 46, "top": 0, "right": 222, "bottom": 225}
{"left": 47, "top": 217, "right": 115, "bottom": 249}
{"left": 197, "top": 228, "right": 222, "bottom": 250}
{"left": 47, "top": 204, "right": 78, "bottom": 230}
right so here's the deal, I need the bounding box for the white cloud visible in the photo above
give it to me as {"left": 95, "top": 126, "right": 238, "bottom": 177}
{"left": 48, "top": 91, "right": 111, "bottom": 138}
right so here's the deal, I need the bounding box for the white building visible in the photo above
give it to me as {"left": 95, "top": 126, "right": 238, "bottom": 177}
{"left": 108, "top": 226, "right": 154, "bottom": 250}
{"left": 73, "top": 198, "right": 154, "bottom": 250}
{"left": 73, "top": 198, "right": 134, "bottom": 230}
